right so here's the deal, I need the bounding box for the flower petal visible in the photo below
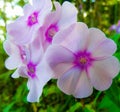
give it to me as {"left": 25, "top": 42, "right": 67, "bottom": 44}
{"left": 30, "top": 37, "right": 44, "bottom": 64}
{"left": 39, "top": 1, "right": 61, "bottom": 50}
{"left": 53, "top": 22, "right": 89, "bottom": 53}
{"left": 27, "top": 67, "right": 51, "bottom": 102}
{"left": 74, "top": 70, "right": 93, "bottom": 98}
{"left": 7, "top": 22, "right": 32, "bottom": 45}
{"left": 45, "top": 45, "right": 75, "bottom": 78}
{"left": 57, "top": 67, "right": 81, "bottom": 95}
{"left": 42, "top": 2, "right": 61, "bottom": 28}
{"left": 92, "top": 38, "right": 117, "bottom": 59}
{"left": 11, "top": 68, "right": 20, "bottom": 78}
{"left": 86, "top": 28, "right": 107, "bottom": 52}
{"left": 36, "top": 57, "right": 53, "bottom": 79}
{"left": 18, "top": 66, "right": 28, "bottom": 78}
{"left": 27, "top": 78, "right": 42, "bottom": 102}
{"left": 5, "top": 54, "right": 21, "bottom": 70}
{"left": 23, "top": 4, "right": 34, "bottom": 16}
{"left": 58, "top": 1, "right": 78, "bottom": 29}
{"left": 57, "top": 67, "right": 93, "bottom": 98}
{"left": 88, "top": 57, "right": 120, "bottom": 90}
{"left": 33, "top": 0, "right": 52, "bottom": 12}
{"left": 3, "top": 39, "right": 11, "bottom": 55}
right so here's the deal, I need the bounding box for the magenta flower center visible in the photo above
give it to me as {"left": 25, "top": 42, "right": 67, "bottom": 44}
{"left": 45, "top": 25, "right": 59, "bottom": 43}
{"left": 74, "top": 51, "right": 94, "bottom": 70}
{"left": 27, "top": 12, "right": 38, "bottom": 26}
{"left": 27, "top": 62, "right": 36, "bottom": 78}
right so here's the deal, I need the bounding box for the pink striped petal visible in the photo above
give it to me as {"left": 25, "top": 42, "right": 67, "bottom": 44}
{"left": 23, "top": 4, "right": 34, "bottom": 16}
{"left": 27, "top": 78, "right": 42, "bottom": 102}
{"left": 58, "top": 1, "right": 78, "bottom": 29}
{"left": 45, "top": 45, "right": 75, "bottom": 78}
{"left": 57, "top": 67, "right": 81, "bottom": 95}
{"left": 3, "top": 39, "right": 19, "bottom": 55}
{"left": 5, "top": 54, "right": 21, "bottom": 70}
{"left": 88, "top": 57, "right": 120, "bottom": 90}
{"left": 33, "top": 0, "right": 52, "bottom": 12}
{"left": 30, "top": 37, "right": 44, "bottom": 64}
{"left": 53, "top": 22, "right": 89, "bottom": 53}
{"left": 91, "top": 39, "right": 116, "bottom": 59}
{"left": 57, "top": 67, "right": 93, "bottom": 98}
{"left": 86, "top": 28, "right": 107, "bottom": 52}
{"left": 7, "top": 22, "right": 28, "bottom": 44}
{"left": 74, "top": 71, "right": 93, "bottom": 98}
{"left": 42, "top": 2, "right": 61, "bottom": 28}
{"left": 27, "top": 67, "right": 51, "bottom": 102}
{"left": 11, "top": 68, "right": 20, "bottom": 78}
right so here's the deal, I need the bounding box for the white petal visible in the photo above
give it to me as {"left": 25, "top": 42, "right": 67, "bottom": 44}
{"left": 36, "top": 58, "right": 53, "bottom": 80}
{"left": 18, "top": 66, "right": 28, "bottom": 78}
{"left": 5, "top": 54, "right": 21, "bottom": 70}
{"left": 11, "top": 68, "right": 20, "bottom": 78}
{"left": 86, "top": 28, "right": 107, "bottom": 52}
{"left": 23, "top": 4, "right": 34, "bottom": 16}
{"left": 58, "top": 1, "right": 78, "bottom": 29}
{"left": 3, "top": 39, "right": 12, "bottom": 55}
{"left": 57, "top": 67, "right": 81, "bottom": 95}
{"left": 27, "top": 78, "right": 42, "bottom": 102}
{"left": 91, "top": 38, "right": 117, "bottom": 59}
{"left": 45, "top": 45, "right": 75, "bottom": 78}
{"left": 53, "top": 22, "right": 89, "bottom": 53}
{"left": 27, "top": 65, "right": 52, "bottom": 102}
{"left": 33, "top": 0, "right": 52, "bottom": 12}
{"left": 57, "top": 67, "right": 93, "bottom": 98}
{"left": 42, "top": 0, "right": 52, "bottom": 13}
{"left": 42, "top": 2, "right": 61, "bottom": 27}
{"left": 74, "top": 71, "right": 93, "bottom": 98}
{"left": 30, "top": 36, "right": 44, "bottom": 64}
{"left": 3, "top": 39, "right": 19, "bottom": 56}
{"left": 7, "top": 22, "right": 30, "bottom": 45}
{"left": 88, "top": 57, "right": 120, "bottom": 91}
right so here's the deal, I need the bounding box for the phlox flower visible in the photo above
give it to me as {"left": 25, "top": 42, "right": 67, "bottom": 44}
{"left": 110, "top": 20, "right": 120, "bottom": 33}
{"left": 38, "top": 1, "right": 78, "bottom": 50}
{"left": 3, "top": 37, "right": 51, "bottom": 102}
{"left": 7, "top": 0, "right": 52, "bottom": 45}
{"left": 45, "top": 22, "right": 120, "bottom": 98}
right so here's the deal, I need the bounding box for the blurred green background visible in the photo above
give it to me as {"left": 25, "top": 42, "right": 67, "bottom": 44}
{"left": 0, "top": 0, "right": 120, "bottom": 112}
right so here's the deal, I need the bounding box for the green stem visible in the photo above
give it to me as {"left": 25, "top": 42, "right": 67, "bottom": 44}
{"left": 93, "top": 91, "right": 102, "bottom": 105}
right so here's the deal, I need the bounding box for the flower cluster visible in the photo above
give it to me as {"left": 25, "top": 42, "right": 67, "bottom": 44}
{"left": 4, "top": 0, "right": 120, "bottom": 102}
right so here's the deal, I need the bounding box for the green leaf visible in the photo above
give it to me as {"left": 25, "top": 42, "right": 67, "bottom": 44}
{"left": 3, "top": 102, "right": 15, "bottom": 112}
{"left": 98, "top": 95, "right": 120, "bottom": 112}
{"left": 105, "top": 80, "right": 120, "bottom": 108}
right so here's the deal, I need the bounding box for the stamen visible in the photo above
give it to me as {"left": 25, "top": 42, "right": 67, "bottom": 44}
{"left": 28, "top": 67, "right": 35, "bottom": 74}
{"left": 27, "top": 62, "right": 36, "bottom": 78}
{"left": 31, "top": 14, "right": 37, "bottom": 23}
{"left": 45, "top": 25, "right": 59, "bottom": 43}
{"left": 48, "top": 28, "right": 56, "bottom": 37}
{"left": 27, "top": 12, "right": 38, "bottom": 26}
{"left": 79, "top": 57, "right": 87, "bottom": 64}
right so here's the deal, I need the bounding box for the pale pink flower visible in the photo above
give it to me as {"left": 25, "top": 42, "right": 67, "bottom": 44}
{"left": 45, "top": 22, "right": 120, "bottom": 98}
{"left": 3, "top": 39, "right": 28, "bottom": 71}
{"left": 7, "top": 0, "right": 52, "bottom": 45}
{"left": 38, "top": 1, "right": 78, "bottom": 51}
{"left": 3, "top": 37, "right": 51, "bottom": 102}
